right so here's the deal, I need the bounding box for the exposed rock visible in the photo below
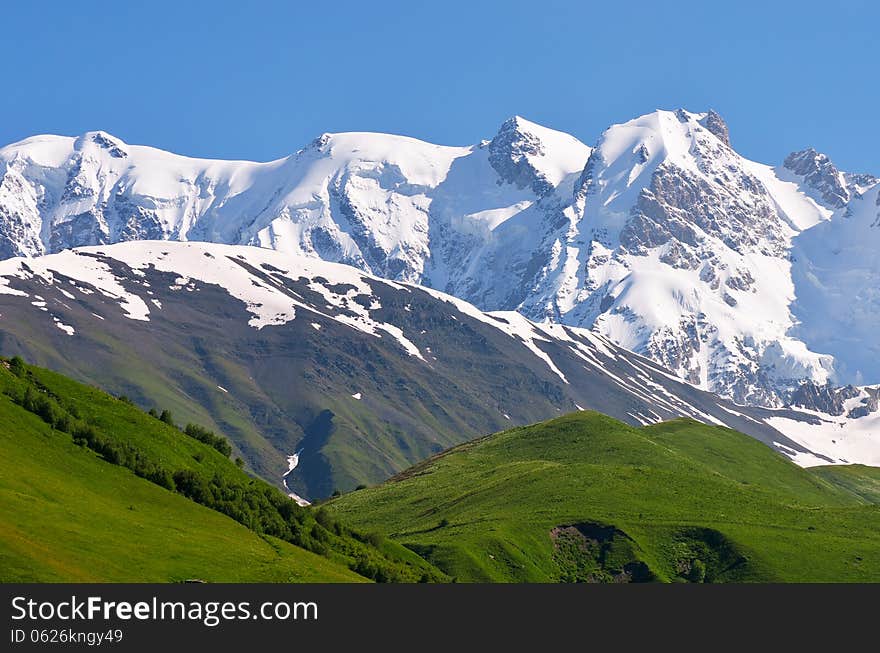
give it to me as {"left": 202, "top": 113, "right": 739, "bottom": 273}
{"left": 488, "top": 117, "right": 554, "bottom": 197}
{"left": 789, "top": 381, "right": 860, "bottom": 416}
{"left": 700, "top": 109, "right": 731, "bottom": 147}
{"left": 784, "top": 148, "right": 849, "bottom": 208}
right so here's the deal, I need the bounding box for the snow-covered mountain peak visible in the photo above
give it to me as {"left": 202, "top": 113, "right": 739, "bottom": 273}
{"left": 298, "top": 130, "right": 472, "bottom": 189}
{"left": 580, "top": 109, "right": 737, "bottom": 197}
{"left": 562, "top": 108, "right": 854, "bottom": 405}
{"left": 0, "top": 134, "right": 77, "bottom": 168}
{"left": 578, "top": 108, "right": 785, "bottom": 257}
{"left": 74, "top": 131, "right": 129, "bottom": 158}
{"left": 487, "top": 115, "right": 591, "bottom": 194}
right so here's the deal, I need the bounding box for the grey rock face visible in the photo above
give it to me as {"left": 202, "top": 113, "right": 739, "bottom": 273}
{"left": 784, "top": 148, "right": 850, "bottom": 208}
{"left": 788, "top": 381, "right": 860, "bottom": 415}
{"left": 622, "top": 161, "right": 783, "bottom": 257}
{"left": 700, "top": 109, "right": 731, "bottom": 147}
{"left": 488, "top": 118, "right": 554, "bottom": 197}
{"left": 0, "top": 170, "right": 43, "bottom": 258}
{"left": 846, "top": 172, "right": 878, "bottom": 189}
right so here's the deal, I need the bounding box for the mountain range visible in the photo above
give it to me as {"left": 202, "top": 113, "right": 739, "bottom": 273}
{"left": 0, "top": 109, "right": 877, "bottom": 494}
{"left": 0, "top": 240, "right": 874, "bottom": 500}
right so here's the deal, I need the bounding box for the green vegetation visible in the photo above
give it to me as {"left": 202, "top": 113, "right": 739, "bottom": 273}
{"left": 6, "top": 353, "right": 879, "bottom": 584}
{"left": 811, "top": 465, "right": 880, "bottom": 505}
{"left": 0, "top": 358, "right": 446, "bottom": 583}
{"left": 183, "top": 423, "right": 233, "bottom": 457}
{"left": 329, "top": 411, "right": 880, "bottom": 582}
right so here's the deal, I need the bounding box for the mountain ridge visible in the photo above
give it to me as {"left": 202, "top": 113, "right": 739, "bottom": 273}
{"left": 0, "top": 110, "right": 877, "bottom": 415}
{"left": 2, "top": 240, "right": 877, "bottom": 500}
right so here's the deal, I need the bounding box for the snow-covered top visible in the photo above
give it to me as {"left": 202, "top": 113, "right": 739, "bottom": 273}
{"left": 313, "top": 131, "right": 472, "bottom": 187}
{"left": 593, "top": 109, "right": 709, "bottom": 171}
{"left": 502, "top": 115, "right": 593, "bottom": 187}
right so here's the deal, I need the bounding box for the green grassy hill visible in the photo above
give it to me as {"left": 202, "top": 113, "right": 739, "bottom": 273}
{"left": 0, "top": 358, "right": 446, "bottom": 583}
{"left": 329, "top": 412, "right": 880, "bottom": 582}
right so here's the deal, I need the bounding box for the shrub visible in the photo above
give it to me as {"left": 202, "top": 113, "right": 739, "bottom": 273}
{"left": 9, "top": 356, "right": 26, "bottom": 377}
{"left": 173, "top": 470, "right": 215, "bottom": 505}
{"left": 315, "top": 507, "right": 333, "bottom": 528}
{"left": 366, "top": 532, "right": 384, "bottom": 548}
{"left": 184, "top": 423, "right": 232, "bottom": 457}
{"left": 688, "top": 559, "right": 707, "bottom": 583}
{"left": 159, "top": 410, "right": 175, "bottom": 426}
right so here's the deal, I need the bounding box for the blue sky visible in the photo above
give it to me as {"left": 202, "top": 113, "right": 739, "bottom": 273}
{"left": 3, "top": 1, "right": 876, "bottom": 172}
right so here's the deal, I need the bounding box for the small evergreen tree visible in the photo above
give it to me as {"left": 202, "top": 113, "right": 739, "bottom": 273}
{"left": 159, "top": 409, "right": 174, "bottom": 426}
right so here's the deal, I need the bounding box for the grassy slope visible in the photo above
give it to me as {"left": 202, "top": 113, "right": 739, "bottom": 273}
{"left": 0, "top": 361, "right": 447, "bottom": 582}
{"left": 0, "top": 396, "right": 363, "bottom": 582}
{"left": 329, "top": 412, "right": 880, "bottom": 582}
{"left": 810, "top": 465, "right": 880, "bottom": 504}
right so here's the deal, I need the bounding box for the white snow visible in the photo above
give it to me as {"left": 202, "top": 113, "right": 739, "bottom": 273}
{"left": 765, "top": 408, "right": 880, "bottom": 467}
{"left": 0, "top": 250, "right": 151, "bottom": 321}
{"left": 351, "top": 392, "right": 362, "bottom": 400}
{"left": 0, "top": 241, "right": 427, "bottom": 360}
{"left": 282, "top": 451, "right": 310, "bottom": 507}
{"left": 53, "top": 319, "right": 75, "bottom": 335}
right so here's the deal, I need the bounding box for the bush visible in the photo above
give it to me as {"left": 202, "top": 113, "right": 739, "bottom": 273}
{"left": 184, "top": 423, "right": 232, "bottom": 457}
{"left": 9, "top": 356, "right": 26, "bottom": 377}
{"left": 173, "top": 470, "right": 215, "bottom": 505}
{"left": 315, "top": 507, "right": 333, "bottom": 528}
{"left": 366, "top": 532, "right": 384, "bottom": 548}
{"left": 688, "top": 559, "right": 707, "bottom": 583}
{"left": 159, "top": 410, "right": 175, "bottom": 426}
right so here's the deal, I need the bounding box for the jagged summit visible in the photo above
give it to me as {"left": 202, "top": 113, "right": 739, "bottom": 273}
{"left": 700, "top": 109, "right": 731, "bottom": 146}
{"left": 488, "top": 115, "right": 591, "bottom": 195}
{"left": 784, "top": 147, "right": 850, "bottom": 208}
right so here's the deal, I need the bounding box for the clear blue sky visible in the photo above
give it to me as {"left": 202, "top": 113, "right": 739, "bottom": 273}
{"left": 3, "top": 1, "right": 876, "bottom": 173}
